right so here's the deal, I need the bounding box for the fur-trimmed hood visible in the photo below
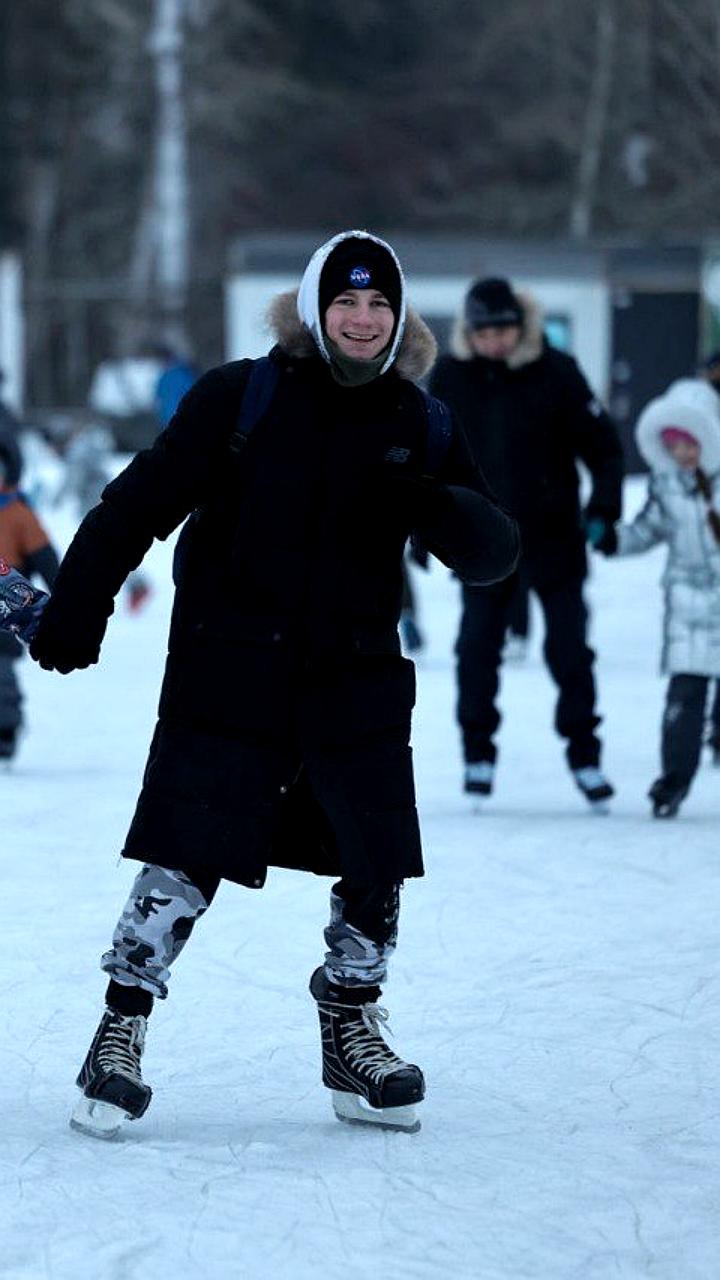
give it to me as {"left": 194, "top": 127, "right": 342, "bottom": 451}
{"left": 267, "top": 289, "right": 437, "bottom": 383}
{"left": 449, "top": 290, "right": 544, "bottom": 368}
{"left": 635, "top": 378, "right": 720, "bottom": 476}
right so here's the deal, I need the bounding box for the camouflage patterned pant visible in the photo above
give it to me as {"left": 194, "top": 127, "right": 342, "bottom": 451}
{"left": 102, "top": 864, "right": 401, "bottom": 999}
{"left": 323, "top": 881, "right": 400, "bottom": 987}
{"left": 101, "top": 864, "right": 211, "bottom": 999}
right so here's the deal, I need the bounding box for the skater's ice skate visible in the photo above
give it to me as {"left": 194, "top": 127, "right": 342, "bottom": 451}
{"left": 70, "top": 1008, "right": 152, "bottom": 1139}
{"left": 309, "top": 968, "right": 424, "bottom": 1133}
{"left": 572, "top": 766, "right": 614, "bottom": 814}
{"left": 649, "top": 775, "right": 688, "bottom": 819}
{"left": 464, "top": 760, "right": 494, "bottom": 799}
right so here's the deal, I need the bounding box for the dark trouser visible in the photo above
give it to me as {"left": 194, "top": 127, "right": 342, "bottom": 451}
{"left": 709, "top": 681, "right": 720, "bottom": 748}
{"left": 457, "top": 575, "right": 601, "bottom": 769}
{"left": 0, "top": 648, "right": 22, "bottom": 733}
{"left": 102, "top": 863, "right": 401, "bottom": 1016}
{"left": 661, "top": 674, "right": 710, "bottom": 787}
{"left": 506, "top": 573, "right": 531, "bottom": 641}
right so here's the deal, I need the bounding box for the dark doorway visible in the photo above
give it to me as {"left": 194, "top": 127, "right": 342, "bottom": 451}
{"left": 610, "top": 291, "right": 699, "bottom": 473}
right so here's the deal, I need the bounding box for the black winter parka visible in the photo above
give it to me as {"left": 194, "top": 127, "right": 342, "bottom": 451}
{"left": 429, "top": 294, "right": 623, "bottom": 587}
{"left": 33, "top": 297, "right": 519, "bottom": 889}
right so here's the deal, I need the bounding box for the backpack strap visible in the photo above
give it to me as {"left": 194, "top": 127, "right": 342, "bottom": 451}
{"left": 172, "top": 357, "right": 281, "bottom": 585}
{"left": 228, "top": 356, "right": 280, "bottom": 455}
{"left": 415, "top": 386, "right": 453, "bottom": 477}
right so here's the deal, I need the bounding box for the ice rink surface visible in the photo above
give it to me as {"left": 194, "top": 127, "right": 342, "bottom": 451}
{"left": 2, "top": 477, "right": 719, "bottom": 1280}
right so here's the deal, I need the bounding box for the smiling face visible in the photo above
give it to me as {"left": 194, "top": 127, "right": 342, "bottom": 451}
{"left": 323, "top": 289, "right": 395, "bottom": 361}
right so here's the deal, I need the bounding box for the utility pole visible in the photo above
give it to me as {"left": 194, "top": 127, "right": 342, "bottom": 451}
{"left": 148, "top": 0, "right": 189, "bottom": 329}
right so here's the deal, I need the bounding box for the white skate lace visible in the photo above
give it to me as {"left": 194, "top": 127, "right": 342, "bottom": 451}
{"left": 340, "top": 1003, "right": 408, "bottom": 1085}
{"left": 97, "top": 1014, "right": 146, "bottom": 1081}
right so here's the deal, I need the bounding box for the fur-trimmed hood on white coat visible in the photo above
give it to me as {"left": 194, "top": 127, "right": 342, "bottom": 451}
{"left": 635, "top": 378, "right": 720, "bottom": 476}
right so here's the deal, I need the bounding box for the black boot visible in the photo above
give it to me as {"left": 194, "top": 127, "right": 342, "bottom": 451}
{"left": 464, "top": 760, "right": 495, "bottom": 797}
{"left": 572, "top": 766, "right": 614, "bottom": 812}
{"left": 309, "top": 967, "right": 424, "bottom": 1131}
{"left": 649, "top": 775, "right": 688, "bottom": 819}
{"left": 70, "top": 1008, "right": 152, "bottom": 1138}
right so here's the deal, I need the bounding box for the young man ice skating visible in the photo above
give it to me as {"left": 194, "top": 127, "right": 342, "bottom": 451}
{"left": 30, "top": 231, "right": 518, "bottom": 1137}
{"left": 430, "top": 277, "right": 624, "bottom": 811}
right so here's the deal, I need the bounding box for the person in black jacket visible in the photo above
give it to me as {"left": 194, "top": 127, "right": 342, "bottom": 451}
{"left": 30, "top": 231, "right": 519, "bottom": 1138}
{"left": 430, "top": 277, "right": 623, "bottom": 809}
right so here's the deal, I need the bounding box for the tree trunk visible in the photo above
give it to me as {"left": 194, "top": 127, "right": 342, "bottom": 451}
{"left": 569, "top": 0, "right": 616, "bottom": 239}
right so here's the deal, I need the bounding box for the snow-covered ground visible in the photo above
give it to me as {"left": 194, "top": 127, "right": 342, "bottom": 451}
{"left": 2, "top": 475, "right": 719, "bottom": 1280}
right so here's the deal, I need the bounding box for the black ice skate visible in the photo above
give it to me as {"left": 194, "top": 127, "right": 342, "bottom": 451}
{"left": 0, "top": 728, "right": 17, "bottom": 763}
{"left": 572, "top": 766, "right": 614, "bottom": 814}
{"left": 309, "top": 967, "right": 425, "bottom": 1133}
{"left": 464, "top": 760, "right": 494, "bottom": 798}
{"left": 649, "top": 776, "right": 688, "bottom": 819}
{"left": 70, "top": 1008, "right": 152, "bottom": 1139}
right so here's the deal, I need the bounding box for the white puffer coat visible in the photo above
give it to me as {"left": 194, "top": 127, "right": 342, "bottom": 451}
{"left": 617, "top": 379, "right": 720, "bottom": 676}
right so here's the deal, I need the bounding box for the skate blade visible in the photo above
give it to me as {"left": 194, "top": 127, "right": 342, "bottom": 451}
{"left": 70, "top": 1093, "right": 130, "bottom": 1140}
{"left": 331, "top": 1090, "right": 421, "bottom": 1133}
{"left": 587, "top": 799, "right": 611, "bottom": 815}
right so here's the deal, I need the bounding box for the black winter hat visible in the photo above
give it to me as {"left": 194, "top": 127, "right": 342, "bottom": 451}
{"left": 319, "top": 237, "right": 402, "bottom": 320}
{"left": 465, "top": 277, "right": 523, "bottom": 331}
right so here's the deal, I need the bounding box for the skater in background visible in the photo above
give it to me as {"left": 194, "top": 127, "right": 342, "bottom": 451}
{"left": 121, "top": 344, "right": 201, "bottom": 614}
{"left": 599, "top": 379, "right": 720, "bottom": 817}
{"left": 0, "top": 369, "right": 24, "bottom": 491}
{"left": 0, "top": 438, "right": 59, "bottom": 760}
{"left": 430, "top": 276, "right": 623, "bottom": 809}
{"left": 29, "top": 230, "right": 518, "bottom": 1138}
{"left": 151, "top": 344, "right": 200, "bottom": 429}
{"left": 54, "top": 416, "right": 114, "bottom": 523}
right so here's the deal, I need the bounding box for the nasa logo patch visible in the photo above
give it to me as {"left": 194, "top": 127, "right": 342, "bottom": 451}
{"left": 349, "top": 265, "right": 372, "bottom": 288}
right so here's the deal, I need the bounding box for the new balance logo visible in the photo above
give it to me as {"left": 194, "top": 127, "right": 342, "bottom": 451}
{"left": 385, "top": 446, "right": 411, "bottom": 464}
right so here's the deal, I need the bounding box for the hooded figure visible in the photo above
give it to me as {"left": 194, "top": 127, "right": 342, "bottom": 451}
{"left": 429, "top": 276, "right": 624, "bottom": 809}
{"left": 602, "top": 378, "right": 720, "bottom": 817}
{"left": 29, "top": 230, "right": 518, "bottom": 1138}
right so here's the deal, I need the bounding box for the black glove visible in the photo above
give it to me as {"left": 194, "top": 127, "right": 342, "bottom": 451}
{"left": 583, "top": 515, "right": 618, "bottom": 556}
{"left": 29, "top": 593, "right": 111, "bottom": 673}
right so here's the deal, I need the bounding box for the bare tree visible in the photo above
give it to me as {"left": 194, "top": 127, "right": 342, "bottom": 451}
{"left": 569, "top": 0, "right": 617, "bottom": 238}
